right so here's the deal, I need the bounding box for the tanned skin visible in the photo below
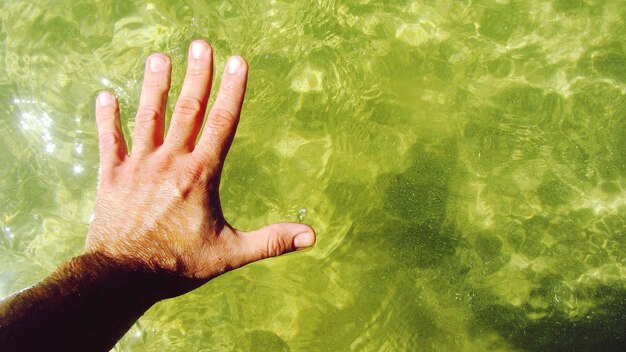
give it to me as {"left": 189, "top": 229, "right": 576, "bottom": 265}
{"left": 0, "top": 40, "right": 316, "bottom": 352}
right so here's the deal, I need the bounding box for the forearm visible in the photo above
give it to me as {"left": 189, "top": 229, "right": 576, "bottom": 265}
{"left": 0, "top": 253, "right": 167, "bottom": 352}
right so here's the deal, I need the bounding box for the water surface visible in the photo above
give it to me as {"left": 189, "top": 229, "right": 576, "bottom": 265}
{"left": 0, "top": 0, "right": 624, "bottom": 351}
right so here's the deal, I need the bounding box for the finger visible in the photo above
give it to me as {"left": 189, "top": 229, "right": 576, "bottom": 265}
{"left": 233, "top": 222, "right": 316, "bottom": 267}
{"left": 95, "top": 91, "right": 127, "bottom": 171}
{"left": 194, "top": 56, "right": 248, "bottom": 165}
{"left": 165, "top": 40, "right": 213, "bottom": 151}
{"left": 132, "top": 53, "right": 171, "bottom": 156}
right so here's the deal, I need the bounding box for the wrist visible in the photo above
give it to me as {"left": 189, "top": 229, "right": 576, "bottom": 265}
{"left": 55, "top": 253, "right": 159, "bottom": 308}
{"left": 58, "top": 252, "right": 197, "bottom": 305}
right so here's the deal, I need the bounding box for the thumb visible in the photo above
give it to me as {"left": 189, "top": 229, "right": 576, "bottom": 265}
{"left": 235, "top": 222, "right": 316, "bottom": 265}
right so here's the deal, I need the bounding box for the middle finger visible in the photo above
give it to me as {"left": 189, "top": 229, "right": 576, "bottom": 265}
{"left": 165, "top": 40, "right": 214, "bottom": 151}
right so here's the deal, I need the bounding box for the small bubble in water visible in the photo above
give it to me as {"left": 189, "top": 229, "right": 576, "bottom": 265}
{"left": 297, "top": 208, "right": 307, "bottom": 222}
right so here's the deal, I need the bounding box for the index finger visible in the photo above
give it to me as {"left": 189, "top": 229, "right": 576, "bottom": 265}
{"left": 193, "top": 56, "right": 248, "bottom": 165}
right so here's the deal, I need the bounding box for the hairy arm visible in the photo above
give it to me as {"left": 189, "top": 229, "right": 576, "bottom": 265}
{"left": 0, "top": 40, "right": 315, "bottom": 352}
{"left": 0, "top": 254, "right": 169, "bottom": 351}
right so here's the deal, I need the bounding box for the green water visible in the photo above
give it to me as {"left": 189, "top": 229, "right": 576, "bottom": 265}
{"left": 1, "top": 0, "right": 624, "bottom": 350}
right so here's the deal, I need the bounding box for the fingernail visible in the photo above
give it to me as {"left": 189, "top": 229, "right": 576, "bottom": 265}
{"left": 227, "top": 56, "right": 242, "bottom": 74}
{"left": 191, "top": 41, "right": 206, "bottom": 60}
{"left": 293, "top": 231, "right": 315, "bottom": 249}
{"left": 149, "top": 55, "right": 167, "bottom": 72}
{"left": 97, "top": 91, "right": 114, "bottom": 106}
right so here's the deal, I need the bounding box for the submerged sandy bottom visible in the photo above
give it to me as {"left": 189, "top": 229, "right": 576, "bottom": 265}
{"left": 0, "top": 0, "right": 624, "bottom": 350}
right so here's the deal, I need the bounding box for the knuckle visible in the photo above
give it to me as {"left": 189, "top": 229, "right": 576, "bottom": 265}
{"left": 175, "top": 160, "right": 206, "bottom": 194}
{"left": 187, "top": 63, "right": 209, "bottom": 77}
{"left": 96, "top": 111, "right": 116, "bottom": 125}
{"left": 265, "top": 233, "right": 289, "bottom": 258}
{"left": 135, "top": 107, "right": 161, "bottom": 124}
{"left": 209, "top": 107, "right": 237, "bottom": 128}
{"left": 175, "top": 96, "right": 203, "bottom": 119}
{"left": 98, "top": 131, "right": 120, "bottom": 151}
{"left": 146, "top": 78, "right": 167, "bottom": 90}
{"left": 186, "top": 154, "right": 208, "bottom": 175}
{"left": 126, "top": 158, "right": 144, "bottom": 176}
{"left": 190, "top": 151, "right": 218, "bottom": 179}
{"left": 97, "top": 167, "right": 119, "bottom": 190}
{"left": 156, "top": 150, "right": 176, "bottom": 170}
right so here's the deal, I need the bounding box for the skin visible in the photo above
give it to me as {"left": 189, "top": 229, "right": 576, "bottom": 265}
{"left": 0, "top": 40, "right": 316, "bottom": 351}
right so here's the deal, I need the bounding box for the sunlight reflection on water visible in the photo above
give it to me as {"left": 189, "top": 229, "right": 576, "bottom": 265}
{"left": 0, "top": 0, "right": 624, "bottom": 351}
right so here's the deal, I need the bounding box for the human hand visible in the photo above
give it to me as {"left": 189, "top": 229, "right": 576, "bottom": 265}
{"left": 86, "top": 40, "right": 316, "bottom": 297}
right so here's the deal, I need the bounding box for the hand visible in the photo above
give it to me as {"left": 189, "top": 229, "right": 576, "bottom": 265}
{"left": 0, "top": 41, "right": 316, "bottom": 351}
{"left": 87, "top": 40, "right": 316, "bottom": 297}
